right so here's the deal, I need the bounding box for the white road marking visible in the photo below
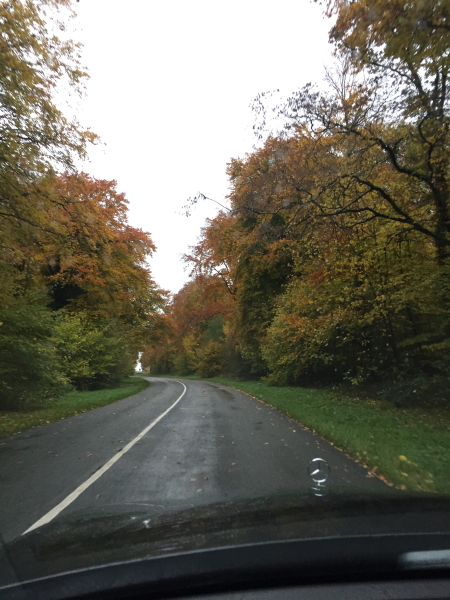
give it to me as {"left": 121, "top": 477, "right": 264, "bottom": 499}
{"left": 22, "top": 381, "right": 187, "bottom": 535}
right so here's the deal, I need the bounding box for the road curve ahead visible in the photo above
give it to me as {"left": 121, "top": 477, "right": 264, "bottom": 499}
{"left": 0, "top": 377, "right": 386, "bottom": 542}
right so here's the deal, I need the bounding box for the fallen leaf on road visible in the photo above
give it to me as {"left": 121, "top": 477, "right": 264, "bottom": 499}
{"left": 211, "top": 439, "right": 215, "bottom": 441}
{"left": 190, "top": 478, "right": 196, "bottom": 482}
{"left": 173, "top": 430, "right": 177, "bottom": 432}
{"left": 264, "top": 443, "right": 269, "bottom": 445}
{"left": 177, "top": 461, "right": 183, "bottom": 464}
{"left": 204, "top": 476, "right": 208, "bottom": 480}
{"left": 87, "top": 453, "right": 92, "bottom": 457}
{"left": 292, "top": 430, "right": 296, "bottom": 433}
{"left": 197, "top": 489, "right": 202, "bottom": 493}
{"left": 231, "top": 462, "right": 236, "bottom": 466}
{"left": 95, "top": 494, "right": 101, "bottom": 499}
{"left": 378, "top": 474, "right": 394, "bottom": 486}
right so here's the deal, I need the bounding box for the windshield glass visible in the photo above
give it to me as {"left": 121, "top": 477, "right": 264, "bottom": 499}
{"left": 0, "top": 0, "right": 449, "bottom": 588}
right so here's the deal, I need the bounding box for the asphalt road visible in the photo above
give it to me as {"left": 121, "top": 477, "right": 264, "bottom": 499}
{"left": 0, "top": 378, "right": 386, "bottom": 543}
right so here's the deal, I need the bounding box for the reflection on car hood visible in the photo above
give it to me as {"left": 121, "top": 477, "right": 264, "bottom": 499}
{"left": 1, "top": 489, "right": 450, "bottom": 584}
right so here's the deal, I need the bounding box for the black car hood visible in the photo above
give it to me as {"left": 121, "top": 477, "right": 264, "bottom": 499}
{"left": 1, "top": 489, "right": 450, "bottom": 586}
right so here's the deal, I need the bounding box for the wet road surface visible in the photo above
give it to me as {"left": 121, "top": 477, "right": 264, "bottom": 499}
{"left": 0, "top": 377, "right": 386, "bottom": 542}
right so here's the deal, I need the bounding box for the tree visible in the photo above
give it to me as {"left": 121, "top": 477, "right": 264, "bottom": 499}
{"left": 42, "top": 173, "right": 168, "bottom": 388}
{"left": 253, "top": 0, "right": 450, "bottom": 263}
{"left": 0, "top": 0, "right": 96, "bottom": 303}
{"left": 141, "top": 275, "right": 233, "bottom": 378}
{"left": 0, "top": 2, "right": 167, "bottom": 400}
{"left": 52, "top": 311, "right": 135, "bottom": 390}
{"left": 42, "top": 173, "right": 164, "bottom": 320}
{"left": 0, "top": 294, "right": 68, "bottom": 408}
{"left": 182, "top": 106, "right": 448, "bottom": 386}
{"left": 172, "top": 0, "right": 450, "bottom": 393}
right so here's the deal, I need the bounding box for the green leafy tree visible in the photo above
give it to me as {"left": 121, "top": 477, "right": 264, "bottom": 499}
{"left": 52, "top": 311, "right": 135, "bottom": 390}
{"left": 0, "top": 295, "right": 68, "bottom": 408}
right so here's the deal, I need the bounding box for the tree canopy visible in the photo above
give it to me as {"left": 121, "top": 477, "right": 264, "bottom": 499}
{"left": 145, "top": 0, "right": 450, "bottom": 402}
{"left": 0, "top": 1, "right": 166, "bottom": 407}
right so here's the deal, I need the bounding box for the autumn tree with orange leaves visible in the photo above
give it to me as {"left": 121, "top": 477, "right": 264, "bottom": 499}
{"left": 163, "top": 0, "right": 450, "bottom": 401}
{"left": 141, "top": 272, "right": 234, "bottom": 378}
{"left": 0, "top": 1, "right": 166, "bottom": 405}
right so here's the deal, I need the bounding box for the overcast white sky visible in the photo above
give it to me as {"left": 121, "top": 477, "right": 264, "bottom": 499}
{"left": 72, "top": 0, "right": 334, "bottom": 294}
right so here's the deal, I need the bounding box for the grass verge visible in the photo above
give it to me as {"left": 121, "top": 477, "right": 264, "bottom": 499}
{"left": 0, "top": 377, "right": 149, "bottom": 438}
{"left": 139, "top": 374, "right": 450, "bottom": 495}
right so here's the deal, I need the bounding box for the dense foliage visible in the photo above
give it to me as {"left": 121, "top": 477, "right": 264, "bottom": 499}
{"left": 143, "top": 0, "right": 450, "bottom": 400}
{"left": 0, "top": 1, "right": 165, "bottom": 407}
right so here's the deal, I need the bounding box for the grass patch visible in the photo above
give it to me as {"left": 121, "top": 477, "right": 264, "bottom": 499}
{"left": 0, "top": 377, "right": 149, "bottom": 438}
{"left": 144, "top": 374, "right": 450, "bottom": 495}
